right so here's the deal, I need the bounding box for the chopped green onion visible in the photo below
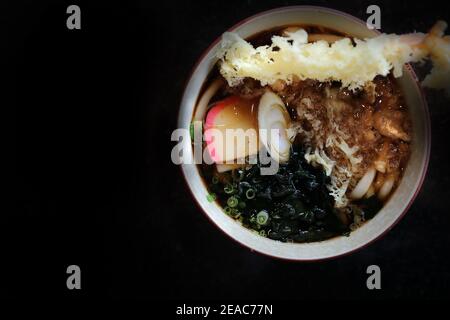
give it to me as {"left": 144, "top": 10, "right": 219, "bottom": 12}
{"left": 224, "top": 206, "right": 232, "bottom": 215}
{"left": 227, "top": 196, "right": 239, "bottom": 208}
{"left": 189, "top": 121, "right": 202, "bottom": 140}
{"left": 224, "top": 184, "right": 234, "bottom": 194}
{"left": 189, "top": 123, "right": 194, "bottom": 140}
{"left": 256, "top": 210, "right": 269, "bottom": 226}
{"left": 259, "top": 230, "right": 267, "bottom": 237}
{"left": 206, "top": 193, "right": 216, "bottom": 203}
{"left": 212, "top": 176, "right": 219, "bottom": 184}
{"left": 238, "top": 169, "right": 245, "bottom": 181}
{"left": 230, "top": 208, "right": 241, "bottom": 218}
{"left": 245, "top": 188, "right": 256, "bottom": 199}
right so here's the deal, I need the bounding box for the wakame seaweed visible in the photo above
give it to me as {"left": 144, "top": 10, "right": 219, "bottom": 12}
{"left": 208, "top": 145, "right": 351, "bottom": 243}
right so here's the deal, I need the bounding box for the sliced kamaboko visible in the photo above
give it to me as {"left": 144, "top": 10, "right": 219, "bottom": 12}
{"left": 349, "top": 167, "right": 376, "bottom": 200}
{"left": 194, "top": 78, "right": 223, "bottom": 121}
{"left": 204, "top": 96, "right": 258, "bottom": 163}
{"left": 258, "top": 91, "right": 292, "bottom": 163}
{"left": 378, "top": 175, "right": 395, "bottom": 200}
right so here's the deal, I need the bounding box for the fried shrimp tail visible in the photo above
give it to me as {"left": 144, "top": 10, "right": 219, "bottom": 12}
{"left": 422, "top": 21, "right": 450, "bottom": 94}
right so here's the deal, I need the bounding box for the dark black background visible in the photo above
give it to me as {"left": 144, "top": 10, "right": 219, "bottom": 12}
{"left": 10, "top": 0, "right": 450, "bottom": 300}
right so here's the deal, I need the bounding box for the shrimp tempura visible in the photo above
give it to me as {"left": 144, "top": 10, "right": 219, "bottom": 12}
{"left": 217, "top": 21, "right": 450, "bottom": 93}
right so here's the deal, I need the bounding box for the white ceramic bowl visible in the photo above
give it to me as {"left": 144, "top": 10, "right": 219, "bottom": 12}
{"left": 178, "top": 6, "right": 430, "bottom": 260}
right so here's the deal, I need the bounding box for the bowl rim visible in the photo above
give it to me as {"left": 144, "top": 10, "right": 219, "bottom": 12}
{"left": 177, "top": 5, "right": 431, "bottom": 262}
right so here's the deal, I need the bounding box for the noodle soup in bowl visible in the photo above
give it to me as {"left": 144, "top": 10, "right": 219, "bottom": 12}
{"left": 178, "top": 6, "right": 430, "bottom": 260}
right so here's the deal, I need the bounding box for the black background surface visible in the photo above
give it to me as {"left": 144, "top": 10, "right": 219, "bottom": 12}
{"left": 10, "top": 0, "right": 450, "bottom": 299}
